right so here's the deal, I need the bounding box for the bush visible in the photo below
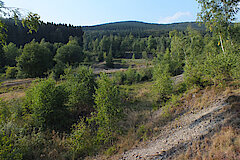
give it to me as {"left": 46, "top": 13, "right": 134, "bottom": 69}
{"left": 184, "top": 55, "right": 208, "bottom": 88}
{"left": 204, "top": 53, "right": 240, "bottom": 84}
{"left": 52, "top": 61, "right": 66, "bottom": 80}
{"left": 5, "top": 66, "right": 17, "bottom": 79}
{"left": 153, "top": 64, "right": 173, "bottom": 103}
{"left": 63, "top": 66, "right": 95, "bottom": 118}
{"left": 69, "top": 119, "right": 95, "bottom": 158}
{"left": 17, "top": 40, "right": 53, "bottom": 78}
{"left": 125, "top": 67, "right": 140, "bottom": 84}
{"left": 25, "top": 78, "right": 69, "bottom": 131}
{"left": 113, "top": 68, "right": 152, "bottom": 85}
{"left": 139, "top": 68, "right": 153, "bottom": 81}
{"left": 90, "top": 73, "right": 123, "bottom": 146}
{"left": 0, "top": 132, "right": 22, "bottom": 160}
{"left": 113, "top": 71, "right": 126, "bottom": 85}
{"left": 3, "top": 42, "right": 20, "bottom": 67}
{"left": 54, "top": 43, "right": 84, "bottom": 66}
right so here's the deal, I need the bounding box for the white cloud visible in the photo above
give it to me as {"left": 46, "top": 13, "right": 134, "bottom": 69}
{"left": 159, "top": 12, "right": 192, "bottom": 24}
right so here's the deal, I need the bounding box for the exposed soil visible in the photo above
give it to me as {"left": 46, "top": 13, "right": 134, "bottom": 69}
{"left": 119, "top": 92, "right": 239, "bottom": 160}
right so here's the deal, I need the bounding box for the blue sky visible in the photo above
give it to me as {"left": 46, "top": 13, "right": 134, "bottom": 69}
{"left": 4, "top": 0, "right": 239, "bottom": 26}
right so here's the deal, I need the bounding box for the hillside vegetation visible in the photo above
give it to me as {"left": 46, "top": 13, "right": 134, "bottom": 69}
{"left": 0, "top": 0, "right": 240, "bottom": 160}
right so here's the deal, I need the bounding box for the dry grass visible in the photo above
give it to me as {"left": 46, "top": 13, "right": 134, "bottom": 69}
{"left": 177, "top": 127, "right": 240, "bottom": 160}
{"left": 183, "top": 82, "right": 240, "bottom": 113}
{"left": 175, "top": 82, "right": 240, "bottom": 160}
{"left": 0, "top": 79, "right": 35, "bottom": 101}
{"left": 115, "top": 80, "right": 240, "bottom": 160}
{"left": 0, "top": 90, "right": 26, "bottom": 101}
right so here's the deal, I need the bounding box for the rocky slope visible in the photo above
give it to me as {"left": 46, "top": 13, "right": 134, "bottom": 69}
{"left": 119, "top": 88, "right": 240, "bottom": 160}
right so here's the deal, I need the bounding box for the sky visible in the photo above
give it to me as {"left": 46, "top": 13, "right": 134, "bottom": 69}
{"left": 3, "top": 0, "right": 240, "bottom": 26}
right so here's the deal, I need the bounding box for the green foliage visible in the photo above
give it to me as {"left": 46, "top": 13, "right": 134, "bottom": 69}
{"left": 204, "top": 52, "right": 240, "bottom": 84}
{"left": 54, "top": 42, "right": 84, "bottom": 66}
{"left": 5, "top": 66, "right": 17, "bottom": 79}
{"left": 0, "top": 44, "right": 5, "bottom": 72}
{"left": 136, "top": 124, "right": 150, "bottom": 141}
{"left": 52, "top": 61, "right": 66, "bottom": 79}
{"left": 25, "top": 78, "right": 69, "bottom": 131}
{"left": 21, "top": 12, "right": 41, "bottom": 34}
{"left": 17, "top": 40, "right": 53, "bottom": 78}
{"left": 0, "top": 99, "right": 10, "bottom": 123}
{"left": 196, "top": 0, "right": 239, "bottom": 33}
{"left": 69, "top": 119, "right": 95, "bottom": 158}
{"left": 125, "top": 67, "right": 140, "bottom": 84}
{"left": 0, "top": 20, "right": 7, "bottom": 44}
{"left": 3, "top": 42, "right": 20, "bottom": 67}
{"left": 106, "top": 46, "right": 114, "bottom": 68}
{"left": 184, "top": 55, "right": 207, "bottom": 88}
{"left": 147, "top": 35, "right": 157, "bottom": 51}
{"left": 196, "top": 0, "right": 240, "bottom": 53}
{"left": 98, "top": 51, "right": 104, "bottom": 62}
{"left": 113, "top": 68, "right": 152, "bottom": 85}
{"left": 63, "top": 66, "right": 95, "bottom": 117}
{"left": 153, "top": 64, "right": 173, "bottom": 103}
{"left": 142, "top": 51, "right": 148, "bottom": 59}
{"left": 16, "top": 131, "right": 47, "bottom": 159}
{"left": 138, "top": 68, "right": 153, "bottom": 81}
{"left": 184, "top": 42, "right": 240, "bottom": 87}
{"left": 132, "top": 53, "right": 135, "bottom": 60}
{"left": 0, "top": 132, "right": 22, "bottom": 160}
{"left": 169, "top": 31, "right": 185, "bottom": 75}
{"left": 91, "top": 73, "right": 123, "bottom": 145}
{"left": 113, "top": 71, "right": 126, "bottom": 85}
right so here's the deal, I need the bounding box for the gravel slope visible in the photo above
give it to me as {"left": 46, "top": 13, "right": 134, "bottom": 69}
{"left": 120, "top": 95, "right": 233, "bottom": 160}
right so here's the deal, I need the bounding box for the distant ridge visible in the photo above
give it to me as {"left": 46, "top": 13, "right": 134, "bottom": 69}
{"left": 82, "top": 21, "right": 205, "bottom": 31}
{"left": 82, "top": 21, "right": 205, "bottom": 38}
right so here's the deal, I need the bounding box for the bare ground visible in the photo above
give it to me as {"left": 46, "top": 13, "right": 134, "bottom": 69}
{"left": 118, "top": 92, "right": 239, "bottom": 160}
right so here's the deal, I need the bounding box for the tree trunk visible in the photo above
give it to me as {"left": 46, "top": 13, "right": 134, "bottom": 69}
{"left": 219, "top": 34, "right": 225, "bottom": 54}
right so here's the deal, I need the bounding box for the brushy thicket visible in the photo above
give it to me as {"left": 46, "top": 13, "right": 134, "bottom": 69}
{"left": 0, "top": 66, "right": 125, "bottom": 159}
{"left": 113, "top": 67, "right": 153, "bottom": 85}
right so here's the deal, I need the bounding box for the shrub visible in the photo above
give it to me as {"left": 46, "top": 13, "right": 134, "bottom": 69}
{"left": 106, "top": 48, "right": 113, "bottom": 68}
{"left": 3, "top": 42, "right": 20, "bottom": 67}
{"left": 142, "top": 51, "right": 148, "bottom": 60}
{"left": 69, "top": 119, "right": 95, "bottom": 158}
{"left": 25, "top": 78, "right": 69, "bottom": 131}
{"left": 90, "top": 73, "right": 123, "bottom": 146}
{"left": 54, "top": 43, "right": 84, "bottom": 66}
{"left": 136, "top": 125, "right": 150, "bottom": 141}
{"left": 0, "top": 99, "right": 11, "bottom": 123}
{"left": 139, "top": 68, "right": 153, "bottom": 81}
{"left": 184, "top": 55, "right": 208, "bottom": 88}
{"left": 113, "top": 71, "right": 126, "bottom": 85}
{"left": 52, "top": 61, "right": 66, "bottom": 80}
{"left": 125, "top": 67, "right": 140, "bottom": 84}
{"left": 63, "top": 66, "right": 95, "bottom": 118}
{"left": 5, "top": 66, "right": 17, "bottom": 79}
{"left": 17, "top": 40, "right": 53, "bottom": 78}
{"left": 0, "top": 132, "right": 22, "bottom": 160}
{"left": 204, "top": 53, "right": 240, "bottom": 84}
{"left": 153, "top": 64, "right": 173, "bottom": 103}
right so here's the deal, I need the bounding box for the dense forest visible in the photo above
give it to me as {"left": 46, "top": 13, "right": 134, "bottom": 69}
{"left": 83, "top": 21, "right": 206, "bottom": 38}
{"left": 1, "top": 18, "right": 83, "bottom": 46}
{"left": 0, "top": 0, "right": 240, "bottom": 160}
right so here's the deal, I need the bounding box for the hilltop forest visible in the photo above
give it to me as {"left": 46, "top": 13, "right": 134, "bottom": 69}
{"left": 0, "top": 0, "right": 240, "bottom": 160}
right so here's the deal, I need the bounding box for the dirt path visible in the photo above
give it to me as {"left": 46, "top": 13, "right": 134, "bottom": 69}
{"left": 1, "top": 78, "right": 34, "bottom": 87}
{"left": 120, "top": 95, "right": 232, "bottom": 160}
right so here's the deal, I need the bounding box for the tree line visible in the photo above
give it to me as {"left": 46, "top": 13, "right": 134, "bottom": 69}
{"left": 1, "top": 18, "right": 83, "bottom": 46}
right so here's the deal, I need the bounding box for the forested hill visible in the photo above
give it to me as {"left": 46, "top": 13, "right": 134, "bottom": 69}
{"left": 2, "top": 18, "right": 84, "bottom": 46}
{"left": 3, "top": 19, "right": 205, "bottom": 46}
{"left": 82, "top": 21, "right": 206, "bottom": 38}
